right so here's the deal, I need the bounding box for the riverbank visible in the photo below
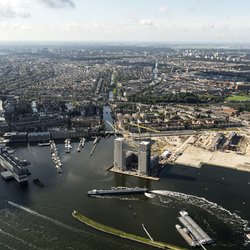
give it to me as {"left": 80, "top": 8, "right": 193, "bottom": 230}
{"left": 72, "top": 211, "right": 186, "bottom": 250}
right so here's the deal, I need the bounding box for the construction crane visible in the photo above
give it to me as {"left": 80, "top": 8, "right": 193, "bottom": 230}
{"left": 127, "top": 122, "right": 160, "bottom": 134}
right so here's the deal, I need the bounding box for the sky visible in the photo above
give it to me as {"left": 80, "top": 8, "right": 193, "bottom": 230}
{"left": 0, "top": 0, "right": 250, "bottom": 43}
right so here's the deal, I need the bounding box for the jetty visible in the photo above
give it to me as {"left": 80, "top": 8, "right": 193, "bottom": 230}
{"left": 90, "top": 143, "right": 97, "bottom": 156}
{"left": 72, "top": 210, "right": 186, "bottom": 250}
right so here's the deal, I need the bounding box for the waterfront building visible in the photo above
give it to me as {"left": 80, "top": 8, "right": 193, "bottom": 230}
{"left": 138, "top": 141, "right": 151, "bottom": 175}
{"left": 113, "top": 138, "right": 154, "bottom": 176}
{"left": 114, "top": 138, "right": 126, "bottom": 170}
{"left": 0, "top": 149, "right": 28, "bottom": 183}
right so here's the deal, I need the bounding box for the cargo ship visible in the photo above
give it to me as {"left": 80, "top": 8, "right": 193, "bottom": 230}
{"left": 88, "top": 187, "right": 148, "bottom": 196}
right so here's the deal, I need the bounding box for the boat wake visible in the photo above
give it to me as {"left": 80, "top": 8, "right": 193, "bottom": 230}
{"left": 0, "top": 241, "right": 16, "bottom": 250}
{"left": 151, "top": 190, "right": 249, "bottom": 233}
{"left": 0, "top": 228, "right": 41, "bottom": 250}
{"left": 7, "top": 201, "right": 83, "bottom": 234}
{"left": 92, "top": 195, "right": 140, "bottom": 201}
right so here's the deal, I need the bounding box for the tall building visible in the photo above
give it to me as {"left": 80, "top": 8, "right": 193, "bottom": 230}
{"left": 114, "top": 138, "right": 152, "bottom": 175}
{"left": 138, "top": 141, "right": 151, "bottom": 175}
{"left": 114, "top": 138, "right": 126, "bottom": 170}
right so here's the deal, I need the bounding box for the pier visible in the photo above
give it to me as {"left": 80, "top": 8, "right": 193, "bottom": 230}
{"left": 77, "top": 139, "right": 82, "bottom": 152}
{"left": 81, "top": 137, "right": 86, "bottom": 148}
{"left": 142, "top": 224, "right": 154, "bottom": 241}
{"left": 90, "top": 143, "right": 97, "bottom": 156}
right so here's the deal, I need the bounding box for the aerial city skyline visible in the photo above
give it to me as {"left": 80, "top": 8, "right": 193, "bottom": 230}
{"left": 0, "top": 0, "right": 250, "bottom": 43}
{"left": 0, "top": 1, "right": 250, "bottom": 250}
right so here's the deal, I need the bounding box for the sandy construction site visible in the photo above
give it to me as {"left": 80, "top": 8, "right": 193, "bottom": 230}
{"left": 152, "top": 131, "right": 250, "bottom": 172}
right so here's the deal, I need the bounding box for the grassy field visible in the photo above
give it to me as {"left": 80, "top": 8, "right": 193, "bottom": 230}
{"left": 72, "top": 211, "right": 186, "bottom": 250}
{"left": 226, "top": 95, "right": 250, "bottom": 102}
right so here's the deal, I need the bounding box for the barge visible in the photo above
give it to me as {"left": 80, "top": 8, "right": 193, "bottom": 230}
{"left": 88, "top": 187, "right": 148, "bottom": 196}
{"left": 177, "top": 211, "right": 213, "bottom": 246}
{"left": 175, "top": 224, "right": 197, "bottom": 247}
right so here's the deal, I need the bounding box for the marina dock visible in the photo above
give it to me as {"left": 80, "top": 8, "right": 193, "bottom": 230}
{"left": 81, "top": 137, "right": 86, "bottom": 148}
{"left": 50, "top": 140, "right": 62, "bottom": 173}
{"left": 90, "top": 143, "right": 97, "bottom": 155}
{"left": 64, "top": 139, "right": 72, "bottom": 153}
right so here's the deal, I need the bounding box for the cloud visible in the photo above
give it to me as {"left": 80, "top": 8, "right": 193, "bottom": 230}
{"left": 37, "top": 0, "right": 75, "bottom": 9}
{"left": 0, "top": 0, "right": 30, "bottom": 19}
{"left": 139, "top": 19, "right": 154, "bottom": 27}
{"left": 0, "top": 21, "right": 30, "bottom": 30}
{"left": 158, "top": 6, "right": 169, "bottom": 14}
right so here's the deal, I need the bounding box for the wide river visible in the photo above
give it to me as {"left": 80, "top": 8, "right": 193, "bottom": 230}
{"left": 0, "top": 106, "right": 249, "bottom": 250}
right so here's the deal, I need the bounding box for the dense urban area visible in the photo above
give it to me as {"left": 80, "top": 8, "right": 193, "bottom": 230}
{"left": 1, "top": 44, "right": 250, "bottom": 178}
{"left": 1, "top": 43, "right": 250, "bottom": 249}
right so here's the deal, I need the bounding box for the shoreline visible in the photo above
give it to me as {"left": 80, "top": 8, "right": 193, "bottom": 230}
{"left": 72, "top": 210, "right": 186, "bottom": 250}
{"left": 108, "top": 166, "right": 160, "bottom": 181}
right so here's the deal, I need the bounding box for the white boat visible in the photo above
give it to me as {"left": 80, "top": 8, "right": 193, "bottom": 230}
{"left": 180, "top": 210, "right": 189, "bottom": 217}
{"left": 246, "top": 233, "right": 250, "bottom": 240}
{"left": 144, "top": 192, "right": 156, "bottom": 198}
{"left": 7, "top": 150, "right": 15, "bottom": 154}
